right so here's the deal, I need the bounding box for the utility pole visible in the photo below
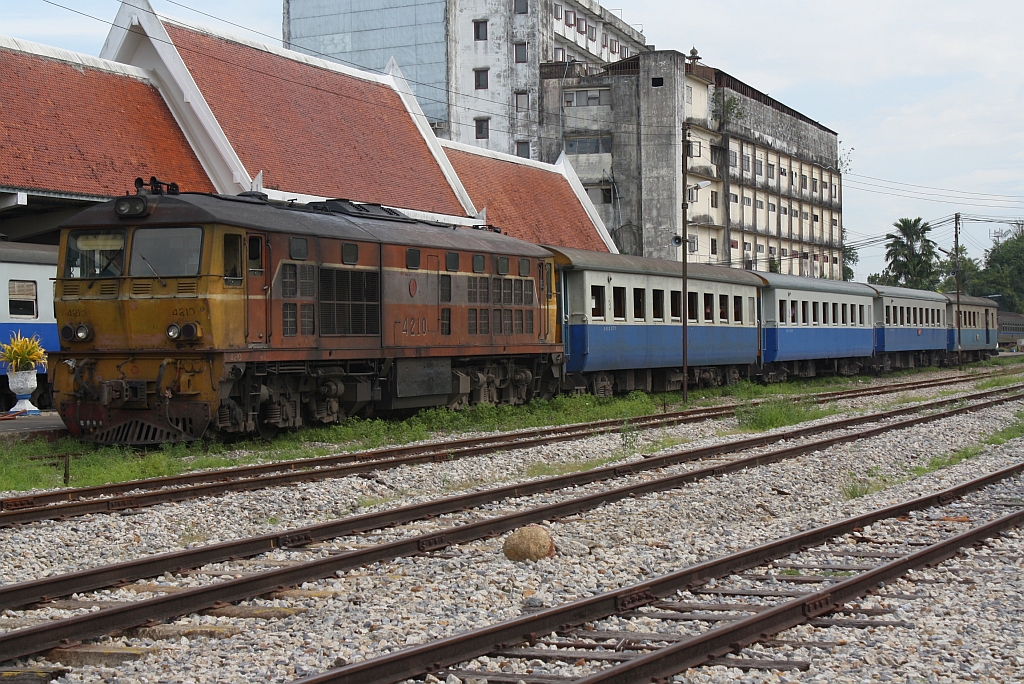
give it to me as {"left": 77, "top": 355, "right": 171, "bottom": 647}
{"left": 955, "top": 212, "right": 962, "bottom": 370}
{"left": 681, "top": 123, "right": 690, "bottom": 403}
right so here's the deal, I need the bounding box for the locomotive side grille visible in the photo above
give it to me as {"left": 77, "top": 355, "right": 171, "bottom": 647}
{"left": 90, "top": 415, "right": 198, "bottom": 445}
{"left": 319, "top": 267, "right": 380, "bottom": 336}
{"left": 131, "top": 280, "right": 152, "bottom": 296}
{"left": 99, "top": 281, "right": 119, "bottom": 297}
{"left": 62, "top": 282, "right": 80, "bottom": 298}
{"left": 177, "top": 280, "right": 198, "bottom": 295}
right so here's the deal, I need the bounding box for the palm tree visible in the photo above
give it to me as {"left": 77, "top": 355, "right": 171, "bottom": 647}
{"left": 883, "top": 217, "right": 938, "bottom": 289}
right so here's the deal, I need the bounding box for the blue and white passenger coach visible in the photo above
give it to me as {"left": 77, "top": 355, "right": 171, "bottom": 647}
{"left": 548, "top": 247, "right": 761, "bottom": 394}
{"left": 1, "top": 242, "right": 59, "bottom": 409}
{"left": 943, "top": 293, "right": 998, "bottom": 358}
{"left": 871, "top": 285, "right": 949, "bottom": 369}
{"left": 757, "top": 272, "right": 876, "bottom": 380}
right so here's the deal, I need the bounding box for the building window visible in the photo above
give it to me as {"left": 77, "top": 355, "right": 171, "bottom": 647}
{"left": 781, "top": 248, "right": 788, "bottom": 256}
{"left": 832, "top": 218, "right": 839, "bottom": 226}
{"left": 515, "top": 141, "right": 531, "bottom": 158}
{"left": 743, "top": 241, "right": 751, "bottom": 251}
{"left": 651, "top": 76, "right": 664, "bottom": 87}
{"left": 553, "top": 47, "right": 565, "bottom": 61}
{"left": 710, "top": 238, "right": 718, "bottom": 255}
{"left": 565, "top": 136, "right": 612, "bottom": 154}
{"left": 801, "top": 174, "right": 808, "bottom": 189}
{"left": 729, "top": 150, "right": 738, "bottom": 167}
{"left": 756, "top": 244, "right": 765, "bottom": 253}
{"left": 588, "top": 25, "right": 596, "bottom": 41}
{"left": 515, "top": 91, "right": 530, "bottom": 111}
{"left": 767, "top": 163, "right": 775, "bottom": 178}
{"left": 601, "top": 33, "right": 608, "bottom": 47}
{"left": 781, "top": 206, "right": 788, "bottom": 216}
{"left": 564, "top": 89, "right": 611, "bottom": 106}
{"left": 620, "top": 47, "right": 629, "bottom": 58}
{"left": 812, "top": 178, "right": 818, "bottom": 192}
{"left": 742, "top": 155, "right": 750, "bottom": 171}
{"left": 686, "top": 140, "right": 702, "bottom": 157}
{"left": 813, "top": 214, "right": 820, "bottom": 222}
{"left": 730, "top": 193, "right": 738, "bottom": 203}
{"left": 564, "top": 9, "right": 575, "bottom": 25}
{"left": 514, "top": 0, "right": 528, "bottom": 13}
{"left": 685, "top": 85, "right": 692, "bottom": 103}
{"left": 756, "top": 200, "right": 764, "bottom": 209}
{"left": 473, "top": 20, "right": 487, "bottom": 40}
{"left": 514, "top": 42, "right": 528, "bottom": 62}
{"left": 755, "top": 159, "right": 763, "bottom": 176}
{"left": 768, "top": 202, "right": 776, "bottom": 212}
{"left": 802, "top": 211, "right": 810, "bottom": 220}
{"left": 475, "top": 118, "right": 489, "bottom": 139}
{"left": 474, "top": 69, "right": 489, "bottom": 89}
{"left": 743, "top": 197, "right": 752, "bottom": 206}
{"left": 553, "top": 3, "right": 561, "bottom": 19}
{"left": 588, "top": 187, "right": 612, "bottom": 204}
{"left": 610, "top": 38, "right": 618, "bottom": 53}
{"left": 710, "top": 191, "right": 719, "bottom": 208}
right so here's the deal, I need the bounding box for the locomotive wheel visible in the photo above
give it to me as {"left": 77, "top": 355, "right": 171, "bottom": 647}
{"left": 256, "top": 406, "right": 280, "bottom": 441}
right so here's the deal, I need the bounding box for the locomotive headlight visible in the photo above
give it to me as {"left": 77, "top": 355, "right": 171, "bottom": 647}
{"left": 181, "top": 322, "right": 202, "bottom": 340}
{"left": 114, "top": 196, "right": 148, "bottom": 217}
{"left": 166, "top": 323, "right": 182, "bottom": 340}
{"left": 61, "top": 324, "right": 76, "bottom": 342}
{"left": 74, "top": 324, "right": 93, "bottom": 341}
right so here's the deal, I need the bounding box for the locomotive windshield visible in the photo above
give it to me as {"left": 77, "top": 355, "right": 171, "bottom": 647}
{"left": 128, "top": 227, "right": 203, "bottom": 277}
{"left": 65, "top": 230, "right": 126, "bottom": 278}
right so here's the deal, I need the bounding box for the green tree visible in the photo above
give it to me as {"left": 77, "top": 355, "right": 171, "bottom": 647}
{"left": 768, "top": 256, "right": 781, "bottom": 273}
{"left": 842, "top": 245, "right": 859, "bottom": 281}
{"left": 937, "top": 245, "right": 979, "bottom": 294}
{"left": 880, "top": 217, "right": 939, "bottom": 290}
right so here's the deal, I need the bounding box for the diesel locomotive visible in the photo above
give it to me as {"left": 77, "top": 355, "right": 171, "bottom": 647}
{"left": 51, "top": 181, "right": 561, "bottom": 444}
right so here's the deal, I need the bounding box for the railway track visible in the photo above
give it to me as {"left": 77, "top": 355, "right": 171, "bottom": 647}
{"left": 0, "top": 384, "right": 1021, "bottom": 664}
{"left": 293, "top": 462, "right": 1024, "bottom": 684}
{"left": 0, "top": 368, "right": 1013, "bottom": 527}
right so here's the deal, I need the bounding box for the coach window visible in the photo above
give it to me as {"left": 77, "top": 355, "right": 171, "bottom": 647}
{"left": 290, "top": 237, "right": 308, "bottom": 261}
{"left": 719, "top": 294, "right": 728, "bottom": 322}
{"left": 885, "top": 306, "right": 891, "bottom": 325}
{"left": 859, "top": 305, "right": 865, "bottom": 325}
{"left": 8, "top": 281, "right": 36, "bottom": 318}
{"left": 822, "top": 302, "right": 829, "bottom": 325}
{"left": 703, "top": 293, "right": 714, "bottom": 322}
{"left": 832, "top": 303, "right": 838, "bottom": 326}
{"left": 342, "top": 243, "right": 359, "bottom": 265}
{"left": 733, "top": 295, "right": 743, "bottom": 323}
{"left": 801, "top": 301, "right": 808, "bottom": 325}
{"left": 634, "top": 289, "right": 646, "bottom": 320}
{"left": 671, "top": 291, "right": 683, "bottom": 320}
{"left": 912, "top": 308, "right": 917, "bottom": 326}
{"left": 653, "top": 290, "right": 665, "bottom": 321}
{"left": 223, "top": 234, "right": 243, "bottom": 285}
{"left": 613, "top": 287, "right": 626, "bottom": 320}
{"left": 779, "top": 300, "right": 786, "bottom": 326}
{"left": 841, "top": 304, "right": 848, "bottom": 325}
{"left": 473, "top": 254, "right": 485, "bottom": 273}
{"left": 899, "top": 307, "right": 904, "bottom": 326}
{"left": 749, "top": 297, "right": 756, "bottom": 325}
{"left": 591, "top": 285, "right": 605, "bottom": 318}
{"left": 790, "top": 301, "right": 798, "bottom": 324}
{"left": 406, "top": 248, "right": 421, "bottom": 270}
{"left": 812, "top": 301, "right": 819, "bottom": 325}
{"left": 446, "top": 252, "right": 460, "bottom": 271}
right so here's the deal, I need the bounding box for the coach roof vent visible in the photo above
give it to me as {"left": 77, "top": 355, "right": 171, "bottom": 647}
{"left": 307, "top": 199, "right": 415, "bottom": 223}
{"left": 237, "top": 191, "right": 270, "bottom": 202}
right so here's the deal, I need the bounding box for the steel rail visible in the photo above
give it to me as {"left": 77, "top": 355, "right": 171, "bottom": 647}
{"left": 0, "top": 370, "right": 1010, "bottom": 525}
{"left": 1, "top": 384, "right": 1019, "bottom": 613}
{"left": 290, "top": 461, "right": 1024, "bottom": 684}
{"left": 575, "top": 508, "right": 1024, "bottom": 683}
{"left": 0, "top": 389, "right": 1021, "bottom": 662}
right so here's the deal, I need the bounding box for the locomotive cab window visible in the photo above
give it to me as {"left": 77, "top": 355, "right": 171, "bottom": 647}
{"left": 65, "top": 229, "right": 126, "bottom": 278}
{"left": 223, "top": 234, "right": 243, "bottom": 285}
{"left": 591, "top": 285, "right": 605, "bottom": 318}
{"left": 247, "top": 236, "right": 263, "bottom": 274}
{"left": 406, "top": 248, "right": 421, "bottom": 270}
{"left": 8, "top": 280, "right": 37, "bottom": 318}
{"left": 128, "top": 227, "right": 202, "bottom": 277}
{"left": 290, "top": 237, "right": 308, "bottom": 260}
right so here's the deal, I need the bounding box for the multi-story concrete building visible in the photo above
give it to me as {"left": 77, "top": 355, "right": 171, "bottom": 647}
{"left": 282, "top": 0, "right": 647, "bottom": 157}
{"left": 538, "top": 49, "right": 844, "bottom": 278}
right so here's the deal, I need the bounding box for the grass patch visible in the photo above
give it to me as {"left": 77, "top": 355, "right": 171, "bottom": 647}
{"left": 974, "top": 375, "right": 1024, "bottom": 390}
{"left": 734, "top": 398, "right": 835, "bottom": 432}
{"left": 841, "top": 477, "right": 888, "bottom": 500}
{"left": 525, "top": 454, "right": 621, "bottom": 479}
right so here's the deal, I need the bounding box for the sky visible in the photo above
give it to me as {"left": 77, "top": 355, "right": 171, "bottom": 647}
{"left": 9, "top": 0, "right": 1024, "bottom": 281}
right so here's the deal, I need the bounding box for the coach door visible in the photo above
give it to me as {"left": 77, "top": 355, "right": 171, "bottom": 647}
{"left": 246, "top": 234, "right": 269, "bottom": 346}
{"left": 985, "top": 308, "right": 991, "bottom": 345}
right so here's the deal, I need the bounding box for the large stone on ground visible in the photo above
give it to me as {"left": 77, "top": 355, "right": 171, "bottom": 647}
{"left": 502, "top": 525, "right": 555, "bottom": 562}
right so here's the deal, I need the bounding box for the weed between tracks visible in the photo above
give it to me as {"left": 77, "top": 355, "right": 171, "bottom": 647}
{"left": 734, "top": 399, "right": 835, "bottom": 432}
{"left": 842, "top": 409, "right": 1024, "bottom": 499}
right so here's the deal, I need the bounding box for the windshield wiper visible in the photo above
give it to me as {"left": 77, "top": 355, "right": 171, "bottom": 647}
{"left": 135, "top": 251, "right": 167, "bottom": 287}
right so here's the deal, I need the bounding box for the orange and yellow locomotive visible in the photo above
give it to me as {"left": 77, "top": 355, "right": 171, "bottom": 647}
{"left": 52, "top": 180, "right": 562, "bottom": 445}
